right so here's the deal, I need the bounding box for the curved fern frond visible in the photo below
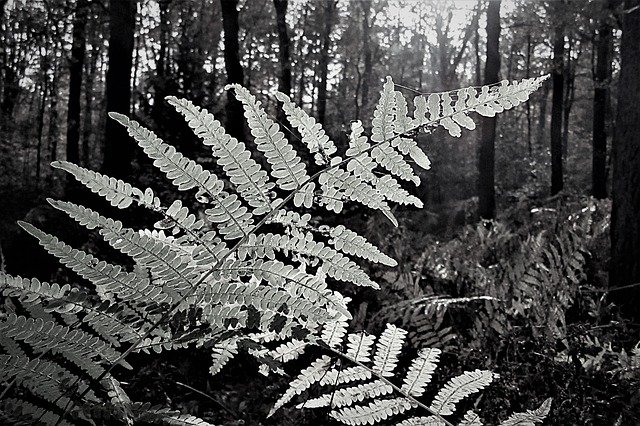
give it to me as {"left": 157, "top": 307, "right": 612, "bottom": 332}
{"left": 429, "top": 370, "right": 496, "bottom": 416}
{"left": 301, "top": 379, "right": 393, "bottom": 409}
{"left": 372, "top": 324, "right": 407, "bottom": 377}
{"left": 166, "top": 96, "right": 275, "bottom": 215}
{"left": 109, "top": 112, "right": 253, "bottom": 239}
{"left": 327, "top": 225, "right": 397, "bottom": 267}
{"left": 0, "top": 398, "right": 75, "bottom": 426}
{"left": 132, "top": 402, "right": 216, "bottom": 425}
{"left": 459, "top": 410, "right": 484, "bottom": 426}
{"left": 401, "top": 348, "right": 441, "bottom": 397}
{"left": 274, "top": 91, "right": 337, "bottom": 165}
{"left": 498, "top": 398, "right": 552, "bottom": 426}
{"left": 229, "top": 85, "right": 309, "bottom": 191}
{"left": 330, "top": 397, "right": 414, "bottom": 425}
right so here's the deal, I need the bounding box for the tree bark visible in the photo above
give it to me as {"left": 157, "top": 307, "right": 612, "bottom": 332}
{"left": 102, "top": 0, "right": 136, "bottom": 179}
{"left": 359, "top": 1, "right": 373, "bottom": 121}
{"left": 478, "top": 0, "right": 500, "bottom": 220}
{"left": 66, "top": 0, "right": 88, "bottom": 168}
{"left": 316, "top": 0, "right": 336, "bottom": 126}
{"left": 82, "top": 19, "right": 100, "bottom": 168}
{"left": 220, "top": 0, "right": 245, "bottom": 141}
{"left": 610, "top": 0, "right": 640, "bottom": 319}
{"left": 550, "top": 9, "right": 565, "bottom": 195}
{"left": 273, "top": 0, "right": 291, "bottom": 131}
{"left": 592, "top": 0, "right": 614, "bottom": 199}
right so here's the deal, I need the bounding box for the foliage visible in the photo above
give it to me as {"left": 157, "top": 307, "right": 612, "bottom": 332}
{"left": 0, "top": 75, "right": 545, "bottom": 425}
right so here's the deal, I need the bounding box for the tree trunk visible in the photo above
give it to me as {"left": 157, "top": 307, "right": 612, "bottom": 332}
{"left": 273, "top": 0, "right": 291, "bottom": 130}
{"left": 478, "top": 0, "right": 500, "bottom": 220}
{"left": 550, "top": 11, "right": 565, "bottom": 195}
{"left": 610, "top": 0, "right": 640, "bottom": 319}
{"left": 66, "top": 0, "right": 88, "bottom": 168}
{"left": 592, "top": 0, "right": 614, "bottom": 199}
{"left": 316, "top": 0, "right": 336, "bottom": 126}
{"left": 102, "top": 0, "right": 136, "bottom": 179}
{"left": 359, "top": 1, "right": 372, "bottom": 121}
{"left": 82, "top": 20, "right": 100, "bottom": 168}
{"left": 220, "top": 0, "right": 245, "bottom": 141}
{"left": 526, "top": 32, "right": 532, "bottom": 155}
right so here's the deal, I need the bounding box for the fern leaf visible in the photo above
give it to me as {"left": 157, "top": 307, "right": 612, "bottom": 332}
{"left": 321, "top": 317, "right": 349, "bottom": 348}
{"left": 229, "top": 85, "right": 309, "bottom": 190}
{"left": 166, "top": 96, "right": 275, "bottom": 215}
{"left": 0, "top": 398, "right": 75, "bottom": 426}
{"left": 239, "top": 232, "right": 378, "bottom": 288}
{"left": 268, "top": 355, "right": 332, "bottom": 417}
{"left": 15, "top": 221, "right": 172, "bottom": 306}
{"left": 48, "top": 200, "right": 199, "bottom": 301}
{"left": 328, "top": 225, "right": 397, "bottom": 267}
{"left": 459, "top": 410, "right": 484, "bottom": 426}
{"left": 274, "top": 91, "right": 337, "bottom": 165}
{"left": 319, "top": 366, "right": 372, "bottom": 386}
{"left": 429, "top": 369, "right": 496, "bottom": 416}
{"left": 392, "top": 92, "right": 431, "bottom": 171}
{"left": 301, "top": 380, "right": 393, "bottom": 409}
{"left": 132, "top": 402, "right": 216, "bottom": 425}
{"left": 396, "top": 416, "right": 445, "bottom": 426}
{"left": 401, "top": 348, "right": 441, "bottom": 397}
{"left": 372, "top": 324, "right": 407, "bottom": 377}
{"left": 109, "top": 112, "right": 253, "bottom": 239}
{"left": 346, "top": 332, "right": 377, "bottom": 363}
{"left": 210, "top": 338, "right": 239, "bottom": 376}
{"left": 498, "top": 398, "right": 552, "bottom": 426}
{"left": 330, "top": 397, "right": 413, "bottom": 425}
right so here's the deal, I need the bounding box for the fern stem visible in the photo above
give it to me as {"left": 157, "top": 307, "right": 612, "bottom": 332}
{"left": 320, "top": 344, "right": 455, "bottom": 426}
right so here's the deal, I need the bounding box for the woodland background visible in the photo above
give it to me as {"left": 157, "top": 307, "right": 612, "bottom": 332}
{"left": 1, "top": 0, "right": 640, "bottom": 424}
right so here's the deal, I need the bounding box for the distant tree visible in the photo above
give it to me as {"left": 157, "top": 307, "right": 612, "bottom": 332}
{"left": 102, "top": 0, "right": 136, "bottom": 179}
{"left": 550, "top": 3, "right": 565, "bottom": 195}
{"left": 273, "top": 0, "right": 291, "bottom": 130}
{"left": 478, "top": 0, "right": 500, "bottom": 220}
{"left": 316, "top": 0, "right": 337, "bottom": 126}
{"left": 66, "top": 0, "right": 88, "bottom": 171}
{"left": 220, "top": 0, "right": 245, "bottom": 141}
{"left": 610, "top": 0, "right": 640, "bottom": 319}
{"left": 592, "top": 0, "right": 615, "bottom": 199}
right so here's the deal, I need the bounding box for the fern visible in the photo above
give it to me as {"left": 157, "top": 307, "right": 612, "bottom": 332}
{"left": 0, "top": 76, "right": 545, "bottom": 424}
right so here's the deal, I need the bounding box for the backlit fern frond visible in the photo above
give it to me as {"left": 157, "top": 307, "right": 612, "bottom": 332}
{"left": 269, "top": 323, "right": 550, "bottom": 426}
{"left": 166, "top": 96, "right": 276, "bottom": 215}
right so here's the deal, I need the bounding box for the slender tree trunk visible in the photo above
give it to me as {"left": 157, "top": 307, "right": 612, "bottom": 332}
{"left": 526, "top": 32, "right": 532, "bottom": 155}
{"left": 610, "top": 0, "right": 640, "bottom": 319}
{"left": 592, "top": 0, "right": 614, "bottom": 199}
{"left": 478, "top": 0, "right": 500, "bottom": 220}
{"left": 562, "top": 37, "right": 574, "bottom": 160}
{"left": 220, "top": 0, "right": 245, "bottom": 141}
{"left": 273, "top": 0, "right": 291, "bottom": 131}
{"left": 473, "top": 1, "right": 482, "bottom": 87}
{"left": 316, "top": 0, "right": 336, "bottom": 126}
{"left": 359, "top": 1, "right": 372, "bottom": 121}
{"left": 102, "top": 0, "right": 136, "bottom": 179}
{"left": 66, "top": 0, "right": 88, "bottom": 168}
{"left": 82, "top": 22, "right": 99, "bottom": 168}
{"left": 550, "top": 11, "right": 565, "bottom": 195}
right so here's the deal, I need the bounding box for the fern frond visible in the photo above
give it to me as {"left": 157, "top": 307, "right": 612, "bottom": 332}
{"left": 401, "top": 348, "right": 441, "bottom": 397}
{"left": 275, "top": 91, "right": 337, "bottom": 165}
{"left": 48, "top": 200, "right": 199, "bottom": 301}
{"left": 321, "top": 317, "right": 349, "bottom": 349}
{"left": 498, "top": 398, "right": 552, "bottom": 426}
{"left": 330, "top": 397, "right": 414, "bottom": 425}
{"left": 396, "top": 416, "right": 446, "bottom": 426}
{"left": 346, "top": 333, "right": 377, "bottom": 363}
{"left": 239, "top": 232, "right": 378, "bottom": 288}
{"left": 301, "top": 379, "right": 393, "bottom": 409}
{"left": 459, "top": 410, "right": 484, "bottom": 426}
{"left": 132, "top": 402, "right": 216, "bottom": 425}
{"left": 109, "top": 112, "right": 253, "bottom": 239}
{"left": 0, "top": 398, "right": 75, "bottom": 426}
{"left": 412, "top": 76, "right": 547, "bottom": 138}
{"left": 319, "top": 366, "right": 372, "bottom": 386}
{"left": 229, "top": 85, "right": 310, "bottom": 190}
{"left": 209, "top": 338, "right": 239, "bottom": 376}
{"left": 429, "top": 370, "right": 496, "bottom": 416}
{"left": 327, "top": 225, "right": 397, "bottom": 267}
{"left": 166, "top": 96, "right": 275, "bottom": 215}
{"left": 372, "top": 324, "right": 407, "bottom": 377}
{"left": 268, "top": 355, "right": 332, "bottom": 417}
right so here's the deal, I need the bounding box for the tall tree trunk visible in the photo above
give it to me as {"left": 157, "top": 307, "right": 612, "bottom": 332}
{"left": 66, "top": 0, "right": 88, "bottom": 169}
{"left": 102, "top": 0, "right": 136, "bottom": 179}
{"left": 526, "top": 32, "right": 532, "bottom": 155}
{"left": 273, "top": 0, "right": 291, "bottom": 130}
{"left": 82, "top": 21, "right": 100, "bottom": 168}
{"left": 220, "top": 0, "right": 245, "bottom": 141}
{"left": 610, "top": 0, "right": 640, "bottom": 319}
{"left": 562, "top": 36, "right": 574, "bottom": 160}
{"left": 478, "top": 0, "right": 500, "bottom": 220}
{"left": 359, "top": 0, "right": 372, "bottom": 121}
{"left": 316, "top": 0, "right": 336, "bottom": 126}
{"left": 550, "top": 10, "right": 565, "bottom": 195}
{"left": 592, "top": 0, "right": 614, "bottom": 199}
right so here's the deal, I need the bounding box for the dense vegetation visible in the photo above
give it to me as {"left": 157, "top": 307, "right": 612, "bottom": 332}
{"left": 1, "top": 0, "right": 639, "bottom": 424}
